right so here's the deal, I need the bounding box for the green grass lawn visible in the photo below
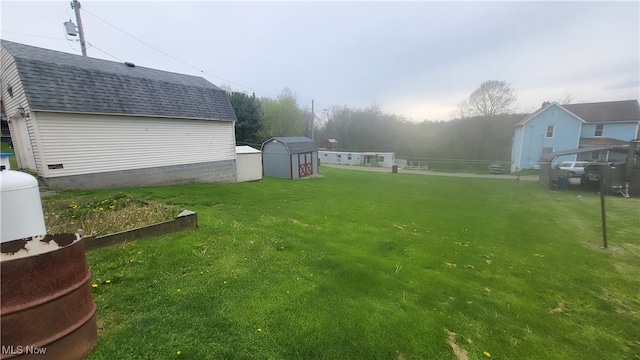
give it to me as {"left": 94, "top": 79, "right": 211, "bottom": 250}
{"left": 0, "top": 142, "right": 18, "bottom": 169}
{"left": 71, "top": 167, "right": 639, "bottom": 359}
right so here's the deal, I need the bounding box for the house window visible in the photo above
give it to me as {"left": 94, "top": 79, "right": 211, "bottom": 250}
{"left": 545, "top": 125, "right": 554, "bottom": 138}
{"left": 378, "top": 156, "right": 384, "bottom": 162}
{"left": 337, "top": 154, "right": 341, "bottom": 159}
{"left": 542, "top": 147, "right": 554, "bottom": 156}
{"left": 347, "top": 154, "right": 352, "bottom": 160}
{"left": 595, "top": 124, "right": 604, "bottom": 137}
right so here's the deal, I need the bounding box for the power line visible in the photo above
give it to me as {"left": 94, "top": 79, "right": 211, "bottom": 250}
{"left": 0, "top": 29, "right": 93, "bottom": 59}
{"left": 2, "top": 14, "right": 320, "bottom": 106}
{"left": 1, "top": 30, "right": 66, "bottom": 42}
{"left": 79, "top": 6, "right": 280, "bottom": 98}
{"left": 85, "top": 41, "right": 123, "bottom": 62}
{"left": 3, "top": 11, "right": 320, "bottom": 107}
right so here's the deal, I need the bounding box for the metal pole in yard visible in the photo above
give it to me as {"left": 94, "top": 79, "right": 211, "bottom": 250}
{"left": 311, "top": 100, "right": 315, "bottom": 140}
{"left": 599, "top": 165, "right": 608, "bottom": 249}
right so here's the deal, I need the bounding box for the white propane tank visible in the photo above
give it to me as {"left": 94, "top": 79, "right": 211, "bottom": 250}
{"left": 0, "top": 168, "right": 47, "bottom": 242}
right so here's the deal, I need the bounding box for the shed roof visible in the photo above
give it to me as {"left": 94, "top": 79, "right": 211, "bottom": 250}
{"left": 262, "top": 137, "right": 318, "bottom": 153}
{"left": 236, "top": 145, "right": 261, "bottom": 154}
{"left": 1, "top": 40, "right": 236, "bottom": 121}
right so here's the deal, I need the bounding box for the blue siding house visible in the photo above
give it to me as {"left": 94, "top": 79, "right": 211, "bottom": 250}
{"left": 511, "top": 100, "right": 640, "bottom": 172}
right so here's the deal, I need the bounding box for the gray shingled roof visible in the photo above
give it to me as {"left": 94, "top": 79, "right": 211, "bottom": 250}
{"left": 562, "top": 100, "right": 640, "bottom": 123}
{"left": 579, "top": 137, "right": 630, "bottom": 147}
{"left": 264, "top": 137, "right": 318, "bottom": 153}
{"left": 517, "top": 100, "right": 640, "bottom": 126}
{"left": 1, "top": 40, "right": 236, "bottom": 121}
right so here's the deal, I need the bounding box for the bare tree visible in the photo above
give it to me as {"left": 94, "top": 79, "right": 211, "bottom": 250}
{"left": 455, "top": 99, "right": 474, "bottom": 119}
{"left": 556, "top": 91, "right": 575, "bottom": 104}
{"left": 466, "top": 80, "right": 517, "bottom": 118}
{"left": 278, "top": 87, "right": 296, "bottom": 101}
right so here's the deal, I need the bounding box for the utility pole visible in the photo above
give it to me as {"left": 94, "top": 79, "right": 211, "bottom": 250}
{"left": 71, "top": 0, "right": 87, "bottom": 57}
{"left": 311, "top": 100, "right": 315, "bottom": 140}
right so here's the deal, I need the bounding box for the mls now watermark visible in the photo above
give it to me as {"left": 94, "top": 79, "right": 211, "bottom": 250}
{"left": 2, "top": 345, "right": 48, "bottom": 355}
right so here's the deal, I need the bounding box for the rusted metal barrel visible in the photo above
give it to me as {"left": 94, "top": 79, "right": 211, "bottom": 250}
{"left": 1, "top": 234, "right": 97, "bottom": 359}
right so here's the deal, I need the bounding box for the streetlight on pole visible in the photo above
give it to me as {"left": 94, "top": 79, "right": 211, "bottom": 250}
{"left": 310, "top": 106, "right": 330, "bottom": 142}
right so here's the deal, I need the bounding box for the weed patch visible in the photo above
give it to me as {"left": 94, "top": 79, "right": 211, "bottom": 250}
{"left": 43, "top": 193, "right": 181, "bottom": 236}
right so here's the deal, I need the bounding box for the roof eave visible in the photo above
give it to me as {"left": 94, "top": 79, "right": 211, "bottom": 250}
{"left": 28, "top": 108, "right": 235, "bottom": 121}
{"left": 516, "top": 102, "right": 587, "bottom": 127}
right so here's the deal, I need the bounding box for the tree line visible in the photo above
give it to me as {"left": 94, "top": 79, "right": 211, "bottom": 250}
{"left": 228, "top": 80, "right": 528, "bottom": 162}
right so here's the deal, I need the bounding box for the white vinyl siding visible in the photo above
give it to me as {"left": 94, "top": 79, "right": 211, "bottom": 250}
{"left": 1, "top": 47, "right": 42, "bottom": 173}
{"left": 0, "top": 47, "right": 24, "bottom": 114}
{"left": 36, "top": 112, "right": 235, "bottom": 177}
{"left": 318, "top": 151, "right": 395, "bottom": 168}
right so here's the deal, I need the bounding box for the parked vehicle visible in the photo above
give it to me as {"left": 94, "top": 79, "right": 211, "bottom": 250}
{"left": 555, "top": 161, "right": 589, "bottom": 177}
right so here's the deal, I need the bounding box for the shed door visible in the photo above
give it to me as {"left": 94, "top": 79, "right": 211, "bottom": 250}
{"left": 298, "top": 152, "right": 313, "bottom": 177}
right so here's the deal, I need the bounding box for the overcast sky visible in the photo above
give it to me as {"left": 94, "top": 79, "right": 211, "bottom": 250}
{"left": 1, "top": 1, "right": 638, "bottom": 122}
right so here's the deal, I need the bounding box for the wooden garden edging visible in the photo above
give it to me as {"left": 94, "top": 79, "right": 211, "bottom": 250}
{"left": 83, "top": 210, "right": 197, "bottom": 251}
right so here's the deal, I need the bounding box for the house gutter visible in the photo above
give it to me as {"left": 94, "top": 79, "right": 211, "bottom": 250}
{"left": 25, "top": 109, "right": 235, "bottom": 122}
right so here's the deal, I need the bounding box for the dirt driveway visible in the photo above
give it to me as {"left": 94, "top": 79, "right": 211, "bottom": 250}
{"left": 321, "top": 164, "right": 539, "bottom": 181}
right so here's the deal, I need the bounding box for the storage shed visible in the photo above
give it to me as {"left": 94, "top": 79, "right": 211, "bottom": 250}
{"left": 261, "top": 137, "right": 318, "bottom": 179}
{"left": 235, "top": 146, "right": 262, "bottom": 182}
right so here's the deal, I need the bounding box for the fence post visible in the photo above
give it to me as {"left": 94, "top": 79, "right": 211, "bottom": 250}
{"left": 599, "top": 165, "right": 608, "bottom": 249}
